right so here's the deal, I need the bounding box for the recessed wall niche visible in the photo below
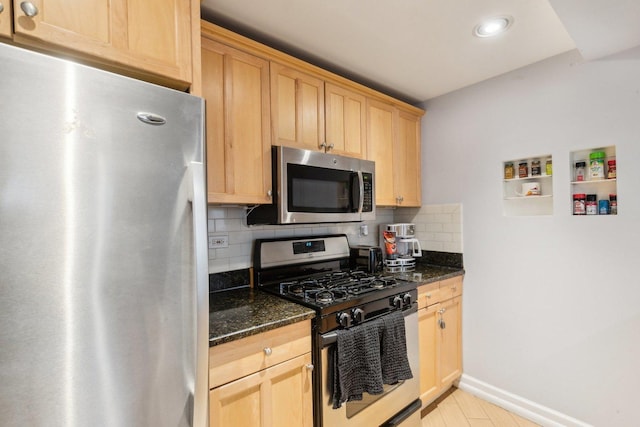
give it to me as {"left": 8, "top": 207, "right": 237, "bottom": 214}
{"left": 502, "top": 155, "right": 553, "bottom": 216}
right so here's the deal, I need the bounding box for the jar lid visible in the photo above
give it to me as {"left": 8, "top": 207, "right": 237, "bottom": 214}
{"left": 573, "top": 193, "right": 586, "bottom": 199}
{"left": 519, "top": 162, "right": 527, "bottom": 165}
{"left": 586, "top": 194, "right": 597, "bottom": 201}
{"left": 575, "top": 161, "right": 586, "bottom": 167}
{"left": 608, "top": 159, "right": 616, "bottom": 165}
{"left": 589, "top": 151, "right": 605, "bottom": 160}
{"left": 609, "top": 194, "right": 617, "bottom": 200}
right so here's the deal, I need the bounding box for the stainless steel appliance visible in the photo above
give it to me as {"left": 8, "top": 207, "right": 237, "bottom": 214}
{"left": 382, "top": 224, "right": 422, "bottom": 272}
{"left": 350, "top": 245, "right": 383, "bottom": 273}
{"left": 253, "top": 235, "right": 421, "bottom": 427}
{"left": 247, "top": 146, "right": 375, "bottom": 225}
{"left": 0, "top": 44, "right": 209, "bottom": 426}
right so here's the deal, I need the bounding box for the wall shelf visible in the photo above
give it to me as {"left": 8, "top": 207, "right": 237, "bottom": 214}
{"left": 570, "top": 146, "right": 617, "bottom": 215}
{"left": 503, "top": 155, "right": 553, "bottom": 216}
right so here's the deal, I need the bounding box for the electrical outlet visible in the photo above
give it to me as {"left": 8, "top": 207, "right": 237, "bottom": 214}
{"left": 208, "top": 234, "right": 229, "bottom": 249}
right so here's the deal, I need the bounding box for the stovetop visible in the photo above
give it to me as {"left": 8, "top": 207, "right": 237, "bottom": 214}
{"left": 253, "top": 235, "right": 419, "bottom": 331}
{"left": 274, "top": 270, "right": 403, "bottom": 307}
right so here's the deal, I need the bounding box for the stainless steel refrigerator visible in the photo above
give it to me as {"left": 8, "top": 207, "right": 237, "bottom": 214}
{"left": 0, "top": 44, "right": 209, "bottom": 426}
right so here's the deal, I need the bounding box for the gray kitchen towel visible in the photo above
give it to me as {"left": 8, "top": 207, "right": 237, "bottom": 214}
{"left": 332, "top": 318, "right": 384, "bottom": 408}
{"left": 380, "top": 310, "right": 413, "bottom": 384}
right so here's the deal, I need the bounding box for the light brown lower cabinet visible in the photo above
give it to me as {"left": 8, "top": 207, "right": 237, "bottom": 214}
{"left": 209, "top": 320, "right": 313, "bottom": 427}
{"left": 418, "top": 276, "right": 463, "bottom": 407}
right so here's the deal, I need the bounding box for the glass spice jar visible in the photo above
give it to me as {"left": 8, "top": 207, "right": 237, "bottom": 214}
{"left": 586, "top": 194, "right": 598, "bottom": 215}
{"left": 518, "top": 162, "right": 528, "bottom": 178}
{"left": 610, "top": 194, "right": 618, "bottom": 215}
{"left": 607, "top": 159, "right": 617, "bottom": 179}
{"left": 531, "top": 160, "right": 541, "bottom": 176}
{"left": 573, "top": 194, "right": 586, "bottom": 215}
{"left": 545, "top": 158, "right": 552, "bottom": 176}
{"left": 575, "top": 161, "right": 586, "bottom": 181}
{"left": 504, "top": 163, "right": 514, "bottom": 179}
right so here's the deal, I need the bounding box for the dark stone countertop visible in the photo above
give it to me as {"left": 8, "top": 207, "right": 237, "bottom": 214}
{"left": 208, "top": 263, "right": 464, "bottom": 348}
{"left": 391, "top": 264, "right": 465, "bottom": 285}
{"left": 209, "top": 288, "right": 315, "bottom": 347}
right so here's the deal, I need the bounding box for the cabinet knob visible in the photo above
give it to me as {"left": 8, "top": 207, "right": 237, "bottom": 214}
{"left": 426, "top": 293, "right": 431, "bottom": 298}
{"left": 267, "top": 189, "right": 272, "bottom": 198}
{"left": 305, "top": 364, "right": 314, "bottom": 371}
{"left": 0, "top": 4, "right": 4, "bottom": 14}
{"left": 319, "top": 142, "right": 327, "bottom": 149}
{"left": 263, "top": 347, "right": 272, "bottom": 356}
{"left": 20, "top": 1, "right": 38, "bottom": 17}
{"left": 327, "top": 143, "right": 334, "bottom": 150}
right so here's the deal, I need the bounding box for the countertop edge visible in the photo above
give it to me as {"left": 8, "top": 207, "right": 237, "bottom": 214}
{"left": 209, "top": 310, "right": 315, "bottom": 347}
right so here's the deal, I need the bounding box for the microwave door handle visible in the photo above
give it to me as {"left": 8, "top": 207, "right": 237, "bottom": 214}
{"left": 352, "top": 171, "right": 364, "bottom": 213}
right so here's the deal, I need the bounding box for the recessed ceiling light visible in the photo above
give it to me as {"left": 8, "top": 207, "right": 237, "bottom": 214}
{"left": 473, "top": 16, "right": 513, "bottom": 38}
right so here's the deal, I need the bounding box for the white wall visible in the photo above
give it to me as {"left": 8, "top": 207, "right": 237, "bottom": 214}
{"left": 421, "top": 47, "right": 640, "bottom": 426}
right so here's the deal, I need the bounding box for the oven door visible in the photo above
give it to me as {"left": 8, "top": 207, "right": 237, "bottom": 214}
{"left": 320, "top": 310, "right": 420, "bottom": 427}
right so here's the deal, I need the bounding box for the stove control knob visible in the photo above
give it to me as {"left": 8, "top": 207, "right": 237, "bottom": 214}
{"left": 352, "top": 308, "right": 365, "bottom": 324}
{"left": 392, "top": 295, "right": 403, "bottom": 309}
{"left": 402, "top": 293, "right": 412, "bottom": 306}
{"left": 338, "top": 312, "right": 351, "bottom": 328}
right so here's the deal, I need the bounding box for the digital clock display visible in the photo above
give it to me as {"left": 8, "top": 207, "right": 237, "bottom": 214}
{"left": 292, "top": 240, "right": 326, "bottom": 254}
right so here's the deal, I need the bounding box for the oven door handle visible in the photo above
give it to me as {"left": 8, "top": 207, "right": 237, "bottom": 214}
{"left": 320, "top": 305, "right": 417, "bottom": 348}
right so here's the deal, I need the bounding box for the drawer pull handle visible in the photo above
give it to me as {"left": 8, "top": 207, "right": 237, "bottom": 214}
{"left": 263, "top": 347, "right": 272, "bottom": 356}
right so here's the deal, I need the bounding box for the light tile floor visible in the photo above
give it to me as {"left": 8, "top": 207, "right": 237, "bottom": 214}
{"left": 422, "top": 388, "right": 540, "bottom": 427}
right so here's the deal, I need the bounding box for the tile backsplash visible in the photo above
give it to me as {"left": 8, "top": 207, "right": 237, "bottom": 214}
{"left": 207, "top": 203, "right": 462, "bottom": 273}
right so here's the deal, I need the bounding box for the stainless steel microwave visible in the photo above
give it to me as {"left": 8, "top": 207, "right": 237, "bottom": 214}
{"left": 247, "top": 146, "right": 375, "bottom": 225}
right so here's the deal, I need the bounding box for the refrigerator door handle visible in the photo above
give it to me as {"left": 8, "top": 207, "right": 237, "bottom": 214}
{"left": 189, "top": 160, "right": 210, "bottom": 427}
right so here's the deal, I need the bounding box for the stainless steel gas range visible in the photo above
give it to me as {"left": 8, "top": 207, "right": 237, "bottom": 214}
{"left": 253, "top": 235, "right": 421, "bottom": 427}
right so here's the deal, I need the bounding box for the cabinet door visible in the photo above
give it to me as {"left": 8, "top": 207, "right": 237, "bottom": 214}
{"left": 201, "top": 38, "right": 272, "bottom": 204}
{"left": 271, "top": 62, "right": 324, "bottom": 151}
{"left": 325, "top": 82, "right": 366, "bottom": 158}
{"left": 395, "top": 109, "right": 422, "bottom": 206}
{"left": 439, "top": 296, "right": 462, "bottom": 388}
{"left": 12, "top": 0, "right": 192, "bottom": 87}
{"left": 210, "top": 353, "right": 313, "bottom": 427}
{"left": 0, "top": 1, "right": 11, "bottom": 38}
{"left": 418, "top": 304, "right": 440, "bottom": 405}
{"left": 367, "top": 99, "right": 397, "bottom": 206}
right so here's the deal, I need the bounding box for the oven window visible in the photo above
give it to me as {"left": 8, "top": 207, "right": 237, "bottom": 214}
{"left": 287, "top": 164, "right": 356, "bottom": 213}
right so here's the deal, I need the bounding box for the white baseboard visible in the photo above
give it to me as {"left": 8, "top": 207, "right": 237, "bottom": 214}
{"left": 456, "top": 374, "right": 592, "bottom": 427}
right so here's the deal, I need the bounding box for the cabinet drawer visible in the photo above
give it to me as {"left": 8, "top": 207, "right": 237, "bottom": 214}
{"left": 417, "top": 282, "right": 441, "bottom": 309}
{"left": 209, "top": 320, "right": 311, "bottom": 389}
{"left": 439, "top": 277, "right": 462, "bottom": 300}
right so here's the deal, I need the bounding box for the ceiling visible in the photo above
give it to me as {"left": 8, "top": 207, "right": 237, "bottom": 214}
{"left": 200, "top": 0, "right": 640, "bottom": 105}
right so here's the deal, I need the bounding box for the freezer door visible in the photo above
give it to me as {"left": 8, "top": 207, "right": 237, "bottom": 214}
{"left": 0, "top": 44, "right": 207, "bottom": 426}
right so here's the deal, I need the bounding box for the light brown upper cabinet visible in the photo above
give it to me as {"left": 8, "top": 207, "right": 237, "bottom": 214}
{"left": 324, "top": 82, "right": 367, "bottom": 158}
{"left": 395, "top": 108, "right": 422, "bottom": 207}
{"left": 271, "top": 64, "right": 368, "bottom": 158}
{"left": 270, "top": 62, "right": 325, "bottom": 152}
{"left": 9, "top": 0, "right": 195, "bottom": 90}
{"left": 367, "top": 99, "right": 422, "bottom": 207}
{"left": 201, "top": 36, "right": 272, "bottom": 205}
{"left": 0, "top": 1, "right": 11, "bottom": 38}
{"left": 198, "top": 21, "right": 424, "bottom": 206}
